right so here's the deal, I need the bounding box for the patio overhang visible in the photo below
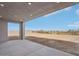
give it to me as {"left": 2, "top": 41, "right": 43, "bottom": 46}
{"left": 0, "top": 2, "right": 78, "bottom": 23}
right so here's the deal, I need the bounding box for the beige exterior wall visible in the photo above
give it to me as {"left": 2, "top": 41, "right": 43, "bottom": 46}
{"left": 0, "top": 20, "right": 8, "bottom": 44}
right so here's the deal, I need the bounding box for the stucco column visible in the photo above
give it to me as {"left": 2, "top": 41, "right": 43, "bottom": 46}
{"left": 0, "top": 20, "right": 8, "bottom": 44}
{"left": 19, "top": 22, "right": 25, "bottom": 40}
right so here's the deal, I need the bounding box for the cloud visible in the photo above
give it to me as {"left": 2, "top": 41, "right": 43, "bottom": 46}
{"left": 64, "top": 6, "right": 72, "bottom": 11}
{"left": 76, "top": 9, "right": 79, "bottom": 16}
{"left": 67, "top": 21, "right": 79, "bottom": 27}
{"left": 43, "top": 6, "right": 72, "bottom": 17}
{"left": 43, "top": 10, "right": 61, "bottom": 17}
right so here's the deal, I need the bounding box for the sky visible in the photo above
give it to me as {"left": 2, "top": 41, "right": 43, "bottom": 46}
{"left": 8, "top": 4, "right": 79, "bottom": 31}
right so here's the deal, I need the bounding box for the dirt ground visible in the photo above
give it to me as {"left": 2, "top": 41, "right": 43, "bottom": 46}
{"left": 8, "top": 31, "right": 79, "bottom": 55}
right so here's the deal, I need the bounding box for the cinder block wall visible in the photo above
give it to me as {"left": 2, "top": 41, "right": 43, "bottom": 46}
{"left": 0, "top": 20, "right": 8, "bottom": 44}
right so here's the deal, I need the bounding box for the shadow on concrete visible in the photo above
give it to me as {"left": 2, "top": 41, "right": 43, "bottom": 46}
{"left": 26, "top": 36, "right": 79, "bottom": 56}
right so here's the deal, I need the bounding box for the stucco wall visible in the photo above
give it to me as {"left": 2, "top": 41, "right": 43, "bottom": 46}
{"left": 0, "top": 20, "right": 8, "bottom": 44}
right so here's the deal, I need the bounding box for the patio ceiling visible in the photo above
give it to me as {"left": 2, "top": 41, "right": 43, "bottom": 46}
{"left": 0, "top": 2, "right": 78, "bottom": 22}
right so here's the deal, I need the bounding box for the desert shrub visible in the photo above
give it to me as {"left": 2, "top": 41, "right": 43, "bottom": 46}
{"left": 31, "top": 29, "right": 79, "bottom": 35}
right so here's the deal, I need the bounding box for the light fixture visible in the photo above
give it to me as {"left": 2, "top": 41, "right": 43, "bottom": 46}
{"left": 56, "top": 2, "right": 60, "bottom": 3}
{"left": 0, "top": 16, "right": 2, "bottom": 18}
{"left": 30, "top": 14, "right": 32, "bottom": 17}
{"left": 0, "top": 4, "right": 4, "bottom": 7}
{"left": 28, "top": 2, "right": 32, "bottom": 5}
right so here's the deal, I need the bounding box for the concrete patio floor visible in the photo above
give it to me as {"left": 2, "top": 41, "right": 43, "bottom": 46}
{"left": 0, "top": 40, "right": 73, "bottom": 56}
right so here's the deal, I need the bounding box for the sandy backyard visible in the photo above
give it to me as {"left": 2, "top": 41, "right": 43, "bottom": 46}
{"left": 8, "top": 31, "right": 79, "bottom": 43}
{"left": 25, "top": 31, "right": 79, "bottom": 43}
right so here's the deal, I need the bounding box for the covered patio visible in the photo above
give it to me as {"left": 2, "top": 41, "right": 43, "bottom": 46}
{"left": 0, "top": 2, "right": 78, "bottom": 56}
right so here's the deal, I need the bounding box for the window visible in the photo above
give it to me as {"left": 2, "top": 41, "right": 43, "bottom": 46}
{"left": 8, "top": 23, "right": 19, "bottom": 40}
